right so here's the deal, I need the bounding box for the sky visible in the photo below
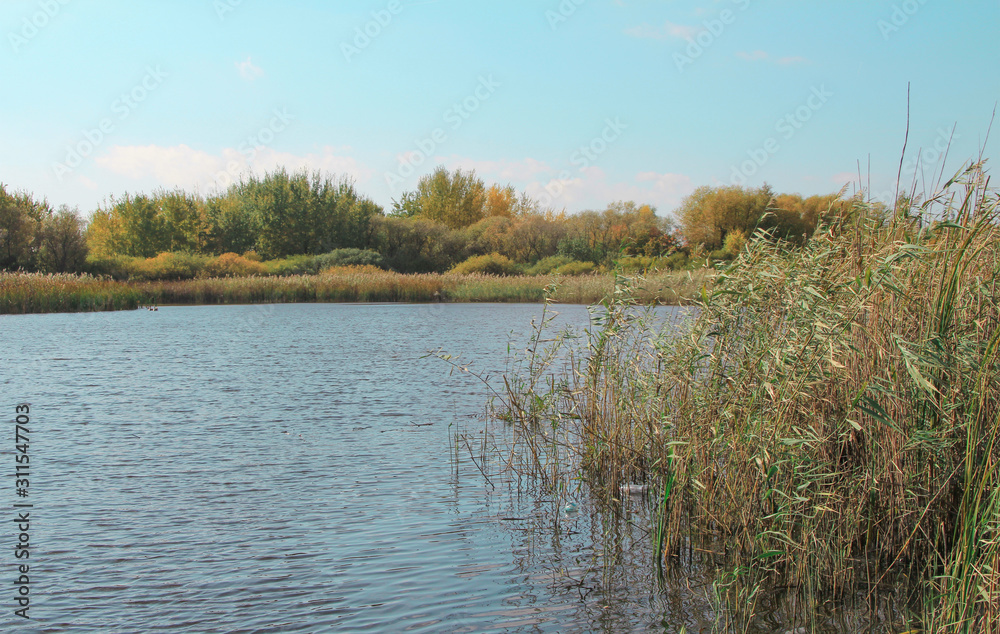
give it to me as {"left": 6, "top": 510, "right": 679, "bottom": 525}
{"left": 1, "top": 0, "right": 998, "bottom": 221}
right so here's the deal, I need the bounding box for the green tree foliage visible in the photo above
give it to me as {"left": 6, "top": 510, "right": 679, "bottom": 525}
{"left": 88, "top": 170, "right": 383, "bottom": 262}
{"left": 202, "top": 192, "right": 257, "bottom": 256}
{"left": 0, "top": 186, "right": 88, "bottom": 273}
{"left": 0, "top": 185, "right": 49, "bottom": 270}
{"left": 369, "top": 215, "right": 464, "bottom": 273}
{"left": 224, "top": 170, "right": 382, "bottom": 259}
{"left": 86, "top": 191, "right": 202, "bottom": 259}
{"left": 412, "top": 166, "right": 487, "bottom": 228}
{"left": 9, "top": 164, "right": 851, "bottom": 279}
{"left": 37, "top": 207, "right": 88, "bottom": 273}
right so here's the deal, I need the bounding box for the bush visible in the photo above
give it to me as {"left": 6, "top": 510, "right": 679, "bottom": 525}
{"left": 313, "top": 248, "right": 385, "bottom": 270}
{"left": 524, "top": 255, "right": 575, "bottom": 276}
{"left": 450, "top": 253, "right": 519, "bottom": 276}
{"left": 663, "top": 251, "right": 689, "bottom": 270}
{"left": 136, "top": 252, "right": 209, "bottom": 281}
{"left": 708, "top": 248, "right": 734, "bottom": 261}
{"left": 556, "top": 236, "right": 599, "bottom": 263}
{"left": 203, "top": 253, "right": 266, "bottom": 278}
{"left": 552, "top": 261, "right": 595, "bottom": 275}
{"left": 263, "top": 254, "right": 319, "bottom": 276}
{"left": 724, "top": 229, "right": 747, "bottom": 256}
{"left": 85, "top": 254, "right": 144, "bottom": 280}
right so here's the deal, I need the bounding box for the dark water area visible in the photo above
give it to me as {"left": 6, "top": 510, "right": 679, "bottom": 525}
{"left": 0, "top": 302, "right": 718, "bottom": 633}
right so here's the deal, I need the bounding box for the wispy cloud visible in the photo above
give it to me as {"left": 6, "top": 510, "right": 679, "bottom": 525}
{"left": 440, "top": 156, "right": 553, "bottom": 182}
{"left": 95, "top": 144, "right": 372, "bottom": 193}
{"left": 777, "top": 56, "right": 809, "bottom": 66}
{"left": 236, "top": 56, "right": 264, "bottom": 81}
{"left": 624, "top": 20, "right": 699, "bottom": 41}
{"left": 736, "top": 50, "right": 768, "bottom": 61}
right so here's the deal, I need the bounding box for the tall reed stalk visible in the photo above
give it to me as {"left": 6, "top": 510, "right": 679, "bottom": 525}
{"left": 497, "top": 163, "right": 1000, "bottom": 632}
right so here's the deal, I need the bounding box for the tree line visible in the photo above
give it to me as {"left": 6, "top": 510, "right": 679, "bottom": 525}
{"left": 1, "top": 165, "right": 850, "bottom": 278}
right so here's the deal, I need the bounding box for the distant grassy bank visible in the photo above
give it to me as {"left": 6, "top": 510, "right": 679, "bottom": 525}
{"left": 0, "top": 267, "right": 709, "bottom": 314}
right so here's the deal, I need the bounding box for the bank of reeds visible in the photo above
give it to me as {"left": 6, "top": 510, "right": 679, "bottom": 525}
{"left": 1, "top": 267, "right": 708, "bottom": 314}
{"left": 498, "top": 164, "right": 1000, "bottom": 632}
{"left": 0, "top": 272, "right": 145, "bottom": 314}
{"left": 137, "top": 267, "right": 707, "bottom": 307}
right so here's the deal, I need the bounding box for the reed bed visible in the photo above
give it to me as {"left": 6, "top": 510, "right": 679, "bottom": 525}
{"left": 138, "top": 267, "right": 707, "bottom": 307}
{"left": 496, "top": 164, "right": 1000, "bottom": 632}
{"left": 2, "top": 266, "right": 707, "bottom": 314}
{"left": 0, "top": 272, "right": 145, "bottom": 314}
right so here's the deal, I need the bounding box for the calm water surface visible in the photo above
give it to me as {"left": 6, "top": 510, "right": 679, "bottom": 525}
{"left": 0, "top": 303, "right": 707, "bottom": 633}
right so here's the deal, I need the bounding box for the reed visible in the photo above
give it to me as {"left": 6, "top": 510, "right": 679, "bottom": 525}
{"left": 0, "top": 272, "right": 145, "bottom": 314}
{"left": 2, "top": 266, "right": 708, "bottom": 313}
{"left": 496, "top": 163, "right": 1000, "bottom": 631}
{"left": 137, "top": 268, "right": 708, "bottom": 306}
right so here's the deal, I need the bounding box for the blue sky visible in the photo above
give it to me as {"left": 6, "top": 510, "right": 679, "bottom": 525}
{"left": 2, "top": 0, "right": 997, "bottom": 220}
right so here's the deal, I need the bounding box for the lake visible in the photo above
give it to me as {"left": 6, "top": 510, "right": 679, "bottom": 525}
{"left": 0, "top": 302, "right": 712, "bottom": 633}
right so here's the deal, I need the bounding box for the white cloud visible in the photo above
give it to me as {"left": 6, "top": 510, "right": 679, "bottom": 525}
{"left": 831, "top": 171, "right": 857, "bottom": 186}
{"left": 736, "top": 50, "right": 768, "bottom": 61}
{"left": 236, "top": 56, "right": 264, "bottom": 81}
{"left": 624, "top": 20, "right": 699, "bottom": 41}
{"left": 95, "top": 144, "right": 373, "bottom": 195}
{"left": 523, "top": 166, "right": 695, "bottom": 214}
{"left": 77, "top": 175, "right": 98, "bottom": 190}
{"left": 422, "top": 154, "right": 695, "bottom": 214}
{"left": 439, "top": 156, "right": 553, "bottom": 182}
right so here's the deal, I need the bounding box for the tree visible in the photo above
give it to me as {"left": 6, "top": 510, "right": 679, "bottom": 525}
{"left": 677, "top": 184, "right": 774, "bottom": 250}
{"left": 217, "top": 170, "right": 382, "bottom": 259}
{"left": 558, "top": 201, "right": 673, "bottom": 264}
{"left": 37, "top": 207, "right": 87, "bottom": 273}
{"left": 412, "top": 166, "right": 487, "bottom": 228}
{"left": 370, "top": 215, "right": 465, "bottom": 273}
{"left": 0, "top": 185, "right": 48, "bottom": 270}
{"left": 201, "top": 192, "right": 257, "bottom": 256}
{"left": 155, "top": 190, "right": 203, "bottom": 253}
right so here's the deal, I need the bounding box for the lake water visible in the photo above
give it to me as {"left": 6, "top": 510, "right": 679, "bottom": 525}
{"left": 0, "top": 302, "right": 714, "bottom": 633}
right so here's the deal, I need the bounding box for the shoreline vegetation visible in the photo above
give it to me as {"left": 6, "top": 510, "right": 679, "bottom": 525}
{"left": 2, "top": 163, "right": 843, "bottom": 316}
{"left": 0, "top": 268, "right": 709, "bottom": 315}
{"left": 492, "top": 162, "right": 1000, "bottom": 631}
